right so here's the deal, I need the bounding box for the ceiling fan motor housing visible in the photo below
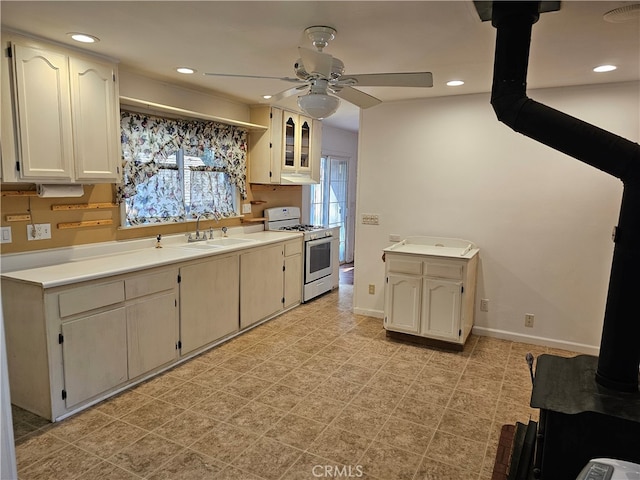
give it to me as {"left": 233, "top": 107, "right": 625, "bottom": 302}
{"left": 294, "top": 56, "right": 344, "bottom": 81}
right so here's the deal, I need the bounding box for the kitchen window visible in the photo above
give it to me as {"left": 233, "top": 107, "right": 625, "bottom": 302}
{"left": 119, "top": 111, "right": 248, "bottom": 227}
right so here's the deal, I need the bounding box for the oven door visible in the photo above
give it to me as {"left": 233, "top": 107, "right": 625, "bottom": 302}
{"left": 305, "top": 236, "right": 333, "bottom": 283}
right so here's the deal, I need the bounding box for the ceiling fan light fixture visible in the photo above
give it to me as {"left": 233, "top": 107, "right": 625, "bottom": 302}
{"left": 298, "top": 92, "right": 340, "bottom": 119}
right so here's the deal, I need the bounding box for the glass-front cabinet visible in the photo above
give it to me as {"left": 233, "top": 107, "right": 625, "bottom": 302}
{"left": 249, "top": 106, "right": 321, "bottom": 185}
{"left": 281, "top": 111, "right": 313, "bottom": 175}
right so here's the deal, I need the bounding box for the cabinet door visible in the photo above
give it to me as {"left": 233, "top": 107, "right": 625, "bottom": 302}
{"left": 127, "top": 292, "right": 178, "bottom": 378}
{"left": 70, "top": 57, "right": 120, "bottom": 182}
{"left": 12, "top": 44, "right": 74, "bottom": 180}
{"left": 421, "top": 279, "right": 462, "bottom": 341}
{"left": 299, "top": 118, "right": 311, "bottom": 170}
{"left": 180, "top": 255, "right": 240, "bottom": 355}
{"left": 282, "top": 112, "right": 298, "bottom": 170}
{"left": 240, "top": 244, "right": 284, "bottom": 328}
{"left": 284, "top": 253, "right": 302, "bottom": 309}
{"left": 61, "top": 308, "right": 128, "bottom": 407}
{"left": 384, "top": 274, "right": 421, "bottom": 335}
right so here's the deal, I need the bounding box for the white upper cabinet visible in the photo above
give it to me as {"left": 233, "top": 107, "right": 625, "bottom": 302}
{"left": 1, "top": 35, "right": 121, "bottom": 184}
{"left": 69, "top": 57, "right": 120, "bottom": 181}
{"left": 249, "top": 106, "right": 321, "bottom": 185}
{"left": 12, "top": 44, "right": 74, "bottom": 181}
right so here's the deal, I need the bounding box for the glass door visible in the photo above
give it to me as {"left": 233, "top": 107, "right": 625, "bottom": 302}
{"left": 310, "top": 156, "right": 349, "bottom": 263}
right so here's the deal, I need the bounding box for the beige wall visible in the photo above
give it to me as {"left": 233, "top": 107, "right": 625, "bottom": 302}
{"left": 354, "top": 81, "right": 639, "bottom": 354}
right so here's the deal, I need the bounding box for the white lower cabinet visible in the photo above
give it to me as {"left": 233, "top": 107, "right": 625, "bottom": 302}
{"left": 180, "top": 254, "right": 240, "bottom": 355}
{"left": 60, "top": 308, "right": 128, "bottom": 408}
{"left": 284, "top": 240, "right": 303, "bottom": 309}
{"left": 421, "top": 279, "right": 463, "bottom": 341}
{"left": 125, "top": 268, "right": 179, "bottom": 379}
{"left": 384, "top": 245, "right": 478, "bottom": 349}
{"left": 2, "top": 238, "right": 303, "bottom": 421}
{"left": 385, "top": 274, "right": 422, "bottom": 335}
{"left": 240, "top": 244, "right": 286, "bottom": 329}
{"left": 240, "top": 239, "right": 303, "bottom": 328}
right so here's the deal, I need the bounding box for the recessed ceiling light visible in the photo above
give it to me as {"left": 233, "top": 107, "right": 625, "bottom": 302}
{"left": 68, "top": 33, "right": 99, "bottom": 44}
{"left": 446, "top": 80, "right": 465, "bottom": 87}
{"left": 593, "top": 65, "right": 617, "bottom": 73}
{"left": 262, "top": 95, "right": 272, "bottom": 100}
{"left": 176, "top": 67, "right": 196, "bottom": 74}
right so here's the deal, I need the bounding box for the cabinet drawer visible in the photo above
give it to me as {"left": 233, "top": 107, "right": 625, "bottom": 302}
{"left": 424, "top": 261, "right": 463, "bottom": 280}
{"left": 284, "top": 240, "right": 302, "bottom": 257}
{"left": 387, "top": 257, "right": 422, "bottom": 275}
{"left": 59, "top": 281, "right": 125, "bottom": 318}
{"left": 125, "top": 269, "right": 176, "bottom": 299}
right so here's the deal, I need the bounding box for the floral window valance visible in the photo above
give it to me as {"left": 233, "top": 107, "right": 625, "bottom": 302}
{"left": 119, "top": 111, "right": 248, "bottom": 201}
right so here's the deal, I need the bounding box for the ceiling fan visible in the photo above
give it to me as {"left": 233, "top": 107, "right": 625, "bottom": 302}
{"left": 204, "top": 26, "right": 433, "bottom": 119}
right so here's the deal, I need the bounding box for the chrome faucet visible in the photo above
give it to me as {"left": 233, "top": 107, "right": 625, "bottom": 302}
{"left": 187, "top": 214, "right": 207, "bottom": 242}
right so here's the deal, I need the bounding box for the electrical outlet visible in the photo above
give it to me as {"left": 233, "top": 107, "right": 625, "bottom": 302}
{"left": 525, "top": 314, "right": 535, "bottom": 328}
{"left": 362, "top": 214, "right": 379, "bottom": 225}
{"left": 27, "top": 223, "right": 52, "bottom": 241}
{"left": 480, "top": 299, "right": 489, "bottom": 312}
{"left": 368, "top": 284, "right": 375, "bottom": 294}
{"left": 389, "top": 234, "right": 402, "bottom": 242}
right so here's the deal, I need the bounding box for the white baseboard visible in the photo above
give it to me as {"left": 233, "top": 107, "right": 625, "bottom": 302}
{"left": 353, "top": 307, "right": 383, "bottom": 319}
{"left": 472, "top": 326, "right": 599, "bottom": 356}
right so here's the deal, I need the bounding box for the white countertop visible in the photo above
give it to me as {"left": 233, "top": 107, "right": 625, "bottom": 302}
{"left": 383, "top": 236, "right": 479, "bottom": 259}
{"left": 1, "top": 230, "right": 302, "bottom": 288}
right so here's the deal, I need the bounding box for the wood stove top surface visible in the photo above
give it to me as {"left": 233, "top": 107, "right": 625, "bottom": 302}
{"left": 531, "top": 354, "right": 640, "bottom": 422}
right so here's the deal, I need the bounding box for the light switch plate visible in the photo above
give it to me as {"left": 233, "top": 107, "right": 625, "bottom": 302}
{"left": 242, "top": 204, "right": 252, "bottom": 214}
{"left": 362, "top": 214, "right": 380, "bottom": 225}
{"left": 0, "top": 226, "right": 12, "bottom": 244}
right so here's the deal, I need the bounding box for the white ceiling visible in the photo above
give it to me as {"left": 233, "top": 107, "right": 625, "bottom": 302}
{"left": 2, "top": 1, "right": 638, "bottom": 132}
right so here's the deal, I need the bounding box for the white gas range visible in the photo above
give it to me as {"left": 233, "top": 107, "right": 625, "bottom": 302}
{"left": 264, "top": 207, "right": 339, "bottom": 302}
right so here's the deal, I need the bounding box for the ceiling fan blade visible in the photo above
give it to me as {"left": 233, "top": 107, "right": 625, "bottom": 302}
{"left": 298, "top": 47, "right": 333, "bottom": 78}
{"left": 337, "top": 72, "right": 433, "bottom": 88}
{"left": 332, "top": 86, "right": 381, "bottom": 109}
{"left": 266, "top": 84, "right": 310, "bottom": 103}
{"left": 204, "top": 72, "right": 303, "bottom": 83}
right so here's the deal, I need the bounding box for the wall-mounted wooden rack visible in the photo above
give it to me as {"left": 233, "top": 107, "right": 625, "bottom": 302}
{"left": 52, "top": 202, "right": 118, "bottom": 211}
{"left": 57, "top": 219, "right": 114, "bottom": 230}
{"left": 250, "top": 200, "right": 267, "bottom": 205}
{"left": 1, "top": 190, "right": 37, "bottom": 197}
{"left": 5, "top": 214, "right": 32, "bottom": 222}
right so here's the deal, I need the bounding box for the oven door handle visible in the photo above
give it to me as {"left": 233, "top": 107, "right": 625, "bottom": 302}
{"left": 306, "top": 236, "right": 333, "bottom": 248}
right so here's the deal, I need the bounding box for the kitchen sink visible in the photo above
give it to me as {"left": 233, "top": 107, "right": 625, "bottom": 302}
{"left": 207, "top": 237, "right": 255, "bottom": 246}
{"left": 177, "top": 243, "right": 224, "bottom": 250}
{"left": 172, "top": 237, "right": 256, "bottom": 250}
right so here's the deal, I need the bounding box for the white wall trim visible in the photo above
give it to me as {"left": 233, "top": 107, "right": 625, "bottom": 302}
{"left": 472, "top": 326, "right": 599, "bottom": 356}
{"left": 353, "top": 307, "right": 383, "bottom": 319}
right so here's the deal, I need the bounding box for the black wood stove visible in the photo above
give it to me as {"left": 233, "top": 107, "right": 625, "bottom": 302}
{"left": 475, "top": 1, "right": 640, "bottom": 478}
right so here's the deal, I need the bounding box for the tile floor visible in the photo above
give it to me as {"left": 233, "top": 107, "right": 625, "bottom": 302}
{"left": 12, "top": 284, "right": 577, "bottom": 480}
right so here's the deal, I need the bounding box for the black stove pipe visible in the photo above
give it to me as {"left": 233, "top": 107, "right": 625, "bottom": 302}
{"left": 490, "top": 1, "right": 640, "bottom": 392}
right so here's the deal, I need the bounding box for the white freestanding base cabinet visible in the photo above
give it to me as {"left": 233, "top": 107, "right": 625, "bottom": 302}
{"left": 383, "top": 237, "right": 479, "bottom": 350}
